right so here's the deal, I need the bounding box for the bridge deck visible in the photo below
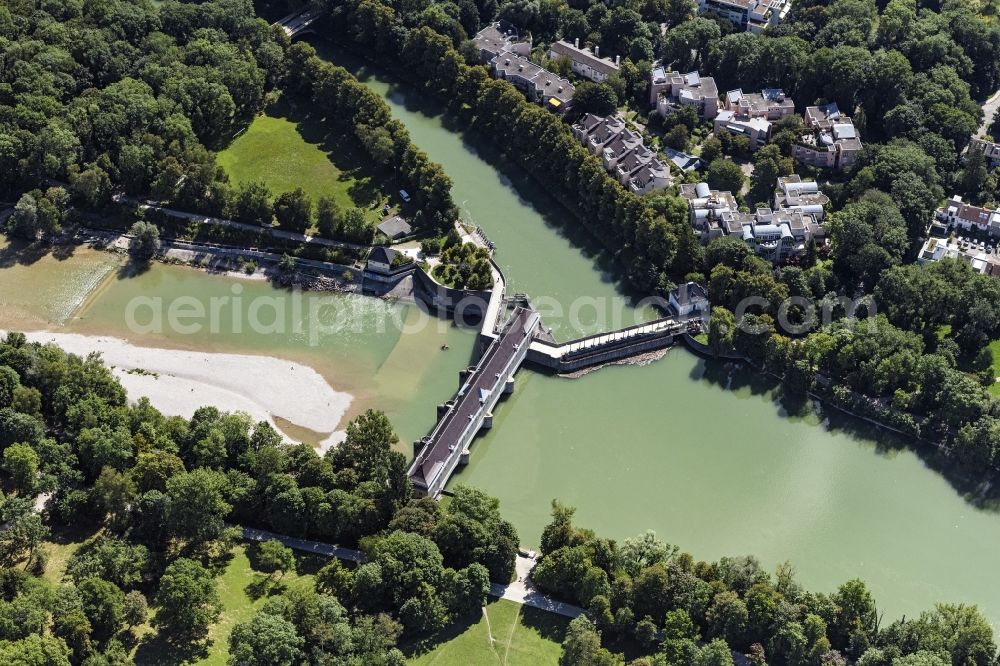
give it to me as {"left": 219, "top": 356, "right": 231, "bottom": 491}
{"left": 275, "top": 8, "right": 323, "bottom": 36}
{"left": 409, "top": 307, "right": 539, "bottom": 495}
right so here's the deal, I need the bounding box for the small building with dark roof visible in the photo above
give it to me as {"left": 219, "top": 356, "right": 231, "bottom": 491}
{"left": 377, "top": 216, "right": 412, "bottom": 240}
{"left": 366, "top": 246, "right": 401, "bottom": 274}
{"left": 669, "top": 282, "right": 710, "bottom": 319}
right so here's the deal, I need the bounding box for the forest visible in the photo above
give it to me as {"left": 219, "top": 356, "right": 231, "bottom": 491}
{"left": 0, "top": 332, "right": 515, "bottom": 663}
{"left": 0, "top": 0, "right": 456, "bottom": 236}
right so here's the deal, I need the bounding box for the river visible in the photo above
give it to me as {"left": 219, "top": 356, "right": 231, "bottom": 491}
{"left": 313, "top": 42, "right": 1000, "bottom": 627}
{"left": 2, "top": 42, "right": 999, "bottom": 629}
{"left": 0, "top": 238, "right": 478, "bottom": 448}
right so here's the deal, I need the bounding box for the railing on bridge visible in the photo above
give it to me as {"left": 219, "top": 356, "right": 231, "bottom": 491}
{"left": 526, "top": 315, "right": 693, "bottom": 373}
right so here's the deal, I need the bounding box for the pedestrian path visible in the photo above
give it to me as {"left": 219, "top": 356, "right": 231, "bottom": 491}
{"left": 238, "top": 526, "right": 583, "bottom": 618}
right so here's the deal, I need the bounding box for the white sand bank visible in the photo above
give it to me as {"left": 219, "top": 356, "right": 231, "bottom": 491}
{"left": 16, "top": 331, "right": 350, "bottom": 450}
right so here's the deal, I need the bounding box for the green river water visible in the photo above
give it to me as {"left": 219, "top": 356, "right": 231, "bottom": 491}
{"left": 1, "top": 43, "right": 999, "bottom": 628}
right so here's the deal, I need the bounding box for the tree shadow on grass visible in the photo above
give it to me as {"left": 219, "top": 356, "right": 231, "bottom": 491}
{"left": 263, "top": 95, "right": 395, "bottom": 211}
{"left": 518, "top": 604, "right": 570, "bottom": 644}
{"left": 0, "top": 236, "right": 55, "bottom": 268}
{"left": 133, "top": 631, "right": 210, "bottom": 666}
{"left": 398, "top": 607, "right": 481, "bottom": 659}
{"left": 244, "top": 575, "right": 285, "bottom": 601}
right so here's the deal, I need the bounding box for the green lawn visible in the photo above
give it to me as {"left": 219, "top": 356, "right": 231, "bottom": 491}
{"left": 406, "top": 598, "right": 568, "bottom": 666}
{"left": 989, "top": 338, "right": 1000, "bottom": 396}
{"left": 216, "top": 103, "right": 389, "bottom": 221}
{"left": 131, "top": 545, "right": 322, "bottom": 666}
{"left": 40, "top": 525, "right": 95, "bottom": 586}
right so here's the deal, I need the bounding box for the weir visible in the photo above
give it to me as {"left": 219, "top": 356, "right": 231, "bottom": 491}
{"left": 409, "top": 278, "right": 697, "bottom": 495}
{"left": 409, "top": 306, "right": 541, "bottom": 497}
{"left": 526, "top": 316, "right": 689, "bottom": 373}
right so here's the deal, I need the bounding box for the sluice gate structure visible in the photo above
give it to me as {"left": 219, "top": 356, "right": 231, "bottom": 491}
{"left": 408, "top": 307, "right": 541, "bottom": 498}
{"left": 408, "top": 294, "right": 696, "bottom": 497}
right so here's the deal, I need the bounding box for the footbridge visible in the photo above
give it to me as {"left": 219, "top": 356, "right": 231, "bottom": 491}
{"left": 409, "top": 307, "right": 541, "bottom": 498}
{"left": 274, "top": 7, "right": 323, "bottom": 37}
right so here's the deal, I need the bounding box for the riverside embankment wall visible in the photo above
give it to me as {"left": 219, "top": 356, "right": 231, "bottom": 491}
{"left": 412, "top": 266, "right": 493, "bottom": 320}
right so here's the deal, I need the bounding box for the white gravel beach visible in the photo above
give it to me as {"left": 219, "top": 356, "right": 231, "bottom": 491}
{"left": 15, "top": 331, "right": 351, "bottom": 451}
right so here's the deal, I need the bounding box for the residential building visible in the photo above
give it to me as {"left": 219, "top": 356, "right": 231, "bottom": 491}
{"left": 714, "top": 112, "right": 771, "bottom": 150}
{"left": 680, "top": 180, "right": 825, "bottom": 262}
{"left": 627, "top": 161, "right": 673, "bottom": 195}
{"left": 491, "top": 52, "right": 575, "bottom": 111}
{"left": 376, "top": 216, "right": 412, "bottom": 240}
{"left": 774, "top": 175, "right": 829, "bottom": 221}
{"left": 725, "top": 88, "right": 795, "bottom": 120}
{"left": 472, "top": 23, "right": 574, "bottom": 111}
{"left": 791, "top": 103, "right": 862, "bottom": 171}
{"left": 650, "top": 68, "right": 719, "bottom": 119}
{"left": 572, "top": 113, "right": 672, "bottom": 194}
{"left": 713, "top": 88, "right": 794, "bottom": 150}
{"left": 367, "top": 247, "right": 402, "bottom": 274}
{"left": 917, "top": 235, "right": 1000, "bottom": 277}
{"left": 600, "top": 129, "right": 642, "bottom": 171}
{"left": 669, "top": 282, "right": 710, "bottom": 319}
{"left": 472, "top": 21, "right": 530, "bottom": 63}
{"left": 664, "top": 147, "right": 704, "bottom": 172}
{"left": 698, "top": 0, "right": 792, "bottom": 33}
{"left": 548, "top": 39, "right": 620, "bottom": 83}
{"left": 935, "top": 195, "right": 1000, "bottom": 237}
{"left": 968, "top": 137, "right": 1000, "bottom": 169}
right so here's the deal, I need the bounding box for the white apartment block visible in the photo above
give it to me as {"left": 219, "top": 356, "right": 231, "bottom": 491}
{"left": 713, "top": 88, "right": 793, "bottom": 151}
{"left": 650, "top": 67, "right": 719, "bottom": 119}
{"left": 548, "top": 39, "right": 620, "bottom": 83}
{"left": 680, "top": 180, "right": 826, "bottom": 263}
{"left": 698, "top": 0, "right": 792, "bottom": 33}
{"left": 572, "top": 114, "right": 671, "bottom": 195}
{"left": 791, "top": 103, "right": 862, "bottom": 171}
{"left": 935, "top": 195, "right": 1000, "bottom": 237}
{"left": 774, "top": 175, "right": 829, "bottom": 221}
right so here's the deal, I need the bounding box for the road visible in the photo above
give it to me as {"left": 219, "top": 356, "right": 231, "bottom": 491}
{"left": 76, "top": 227, "right": 359, "bottom": 278}
{"left": 239, "top": 526, "right": 583, "bottom": 618}
{"left": 117, "top": 197, "right": 370, "bottom": 252}
{"left": 977, "top": 88, "right": 1000, "bottom": 138}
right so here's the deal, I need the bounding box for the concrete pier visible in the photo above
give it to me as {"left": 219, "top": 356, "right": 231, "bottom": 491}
{"left": 408, "top": 307, "right": 541, "bottom": 497}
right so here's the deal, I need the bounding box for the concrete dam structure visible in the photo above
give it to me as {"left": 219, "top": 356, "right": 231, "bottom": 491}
{"left": 377, "top": 236, "right": 700, "bottom": 497}
{"left": 409, "top": 307, "right": 541, "bottom": 498}
{"left": 408, "top": 296, "right": 695, "bottom": 497}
